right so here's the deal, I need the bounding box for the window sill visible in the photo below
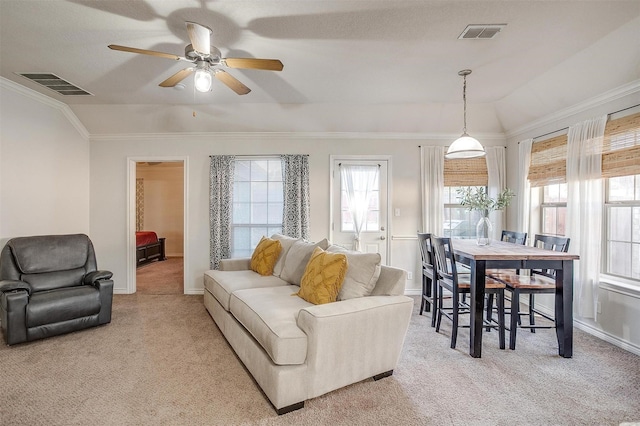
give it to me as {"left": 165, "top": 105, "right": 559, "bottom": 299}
{"left": 599, "top": 275, "right": 640, "bottom": 299}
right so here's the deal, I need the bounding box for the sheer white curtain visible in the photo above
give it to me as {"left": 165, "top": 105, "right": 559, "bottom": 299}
{"left": 566, "top": 115, "right": 607, "bottom": 319}
{"left": 517, "top": 139, "right": 533, "bottom": 236}
{"left": 485, "top": 146, "right": 507, "bottom": 237}
{"left": 420, "top": 146, "right": 444, "bottom": 234}
{"left": 340, "top": 164, "right": 379, "bottom": 251}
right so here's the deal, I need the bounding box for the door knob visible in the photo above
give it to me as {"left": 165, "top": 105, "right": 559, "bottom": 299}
{"left": 380, "top": 236, "right": 386, "bottom": 240}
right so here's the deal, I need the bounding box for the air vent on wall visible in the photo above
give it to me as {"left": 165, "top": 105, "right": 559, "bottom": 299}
{"left": 16, "top": 73, "right": 93, "bottom": 96}
{"left": 458, "top": 24, "right": 506, "bottom": 40}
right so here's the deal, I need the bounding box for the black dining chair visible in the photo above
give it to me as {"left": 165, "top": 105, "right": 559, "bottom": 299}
{"left": 431, "top": 236, "right": 506, "bottom": 350}
{"left": 485, "top": 230, "right": 527, "bottom": 324}
{"left": 417, "top": 233, "right": 438, "bottom": 326}
{"left": 489, "top": 234, "right": 570, "bottom": 350}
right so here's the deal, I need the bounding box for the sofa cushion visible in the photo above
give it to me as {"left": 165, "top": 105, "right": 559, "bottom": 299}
{"left": 296, "top": 247, "right": 348, "bottom": 305}
{"left": 280, "top": 238, "right": 329, "bottom": 285}
{"left": 250, "top": 236, "right": 282, "bottom": 276}
{"left": 230, "top": 285, "right": 311, "bottom": 365}
{"left": 26, "top": 285, "right": 101, "bottom": 327}
{"left": 270, "top": 234, "right": 300, "bottom": 278}
{"left": 327, "top": 245, "right": 382, "bottom": 300}
{"left": 204, "top": 270, "right": 288, "bottom": 311}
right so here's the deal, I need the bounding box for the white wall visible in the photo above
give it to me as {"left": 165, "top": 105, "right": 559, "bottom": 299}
{"left": 90, "top": 133, "right": 506, "bottom": 295}
{"left": 136, "top": 163, "right": 184, "bottom": 256}
{"left": 505, "top": 87, "right": 640, "bottom": 354}
{"left": 0, "top": 80, "right": 90, "bottom": 244}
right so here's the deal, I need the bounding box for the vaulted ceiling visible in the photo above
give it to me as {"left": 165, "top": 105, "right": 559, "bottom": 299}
{"left": 1, "top": 1, "right": 639, "bottom": 136}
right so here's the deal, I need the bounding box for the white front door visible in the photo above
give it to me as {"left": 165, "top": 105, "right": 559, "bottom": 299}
{"left": 331, "top": 157, "right": 389, "bottom": 264}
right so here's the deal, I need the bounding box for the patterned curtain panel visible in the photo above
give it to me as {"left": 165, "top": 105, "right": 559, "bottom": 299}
{"left": 135, "top": 178, "right": 144, "bottom": 231}
{"left": 209, "top": 155, "right": 235, "bottom": 269}
{"left": 281, "top": 154, "right": 310, "bottom": 240}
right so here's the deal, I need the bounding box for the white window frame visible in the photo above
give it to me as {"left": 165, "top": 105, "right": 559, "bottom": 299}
{"left": 230, "top": 157, "right": 284, "bottom": 258}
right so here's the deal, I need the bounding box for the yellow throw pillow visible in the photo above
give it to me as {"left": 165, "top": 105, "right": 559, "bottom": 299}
{"left": 296, "top": 247, "right": 348, "bottom": 305}
{"left": 250, "top": 236, "right": 282, "bottom": 276}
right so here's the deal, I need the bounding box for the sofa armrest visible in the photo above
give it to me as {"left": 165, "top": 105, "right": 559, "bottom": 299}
{"left": 296, "top": 295, "right": 414, "bottom": 396}
{"left": 219, "top": 258, "right": 251, "bottom": 271}
{"left": 84, "top": 270, "right": 114, "bottom": 285}
{"left": 1, "top": 285, "right": 30, "bottom": 345}
{"left": 94, "top": 279, "right": 114, "bottom": 325}
{"left": 0, "top": 280, "right": 32, "bottom": 295}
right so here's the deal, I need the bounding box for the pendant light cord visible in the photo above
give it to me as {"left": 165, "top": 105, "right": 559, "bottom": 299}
{"left": 462, "top": 74, "right": 467, "bottom": 134}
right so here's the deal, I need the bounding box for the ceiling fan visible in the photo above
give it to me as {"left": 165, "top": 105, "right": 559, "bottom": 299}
{"left": 108, "top": 21, "right": 283, "bottom": 95}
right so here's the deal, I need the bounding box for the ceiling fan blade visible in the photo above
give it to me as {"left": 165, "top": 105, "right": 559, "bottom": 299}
{"left": 186, "top": 21, "right": 211, "bottom": 55}
{"left": 214, "top": 70, "right": 251, "bottom": 95}
{"left": 108, "top": 44, "right": 182, "bottom": 61}
{"left": 223, "top": 58, "right": 284, "bottom": 71}
{"left": 159, "top": 68, "right": 194, "bottom": 87}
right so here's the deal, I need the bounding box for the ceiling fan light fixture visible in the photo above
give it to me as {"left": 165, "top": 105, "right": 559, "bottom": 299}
{"left": 194, "top": 69, "right": 212, "bottom": 92}
{"left": 446, "top": 69, "right": 485, "bottom": 159}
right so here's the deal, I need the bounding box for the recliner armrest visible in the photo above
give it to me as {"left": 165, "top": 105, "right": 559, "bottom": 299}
{"left": 0, "top": 279, "right": 32, "bottom": 295}
{"left": 84, "top": 270, "right": 114, "bottom": 285}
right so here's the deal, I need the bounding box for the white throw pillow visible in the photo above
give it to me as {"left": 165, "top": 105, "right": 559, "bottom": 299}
{"left": 327, "top": 245, "right": 382, "bottom": 300}
{"left": 280, "top": 238, "right": 329, "bottom": 285}
{"left": 270, "top": 234, "right": 301, "bottom": 277}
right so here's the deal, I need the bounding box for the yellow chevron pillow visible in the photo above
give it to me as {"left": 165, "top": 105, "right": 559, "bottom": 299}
{"left": 250, "top": 236, "right": 282, "bottom": 276}
{"left": 296, "top": 247, "right": 348, "bottom": 305}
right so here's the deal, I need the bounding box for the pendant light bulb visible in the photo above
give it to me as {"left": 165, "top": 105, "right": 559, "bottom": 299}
{"left": 194, "top": 69, "right": 212, "bottom": 92}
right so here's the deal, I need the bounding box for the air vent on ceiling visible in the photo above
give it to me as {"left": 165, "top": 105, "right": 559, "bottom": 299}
{"left": 16, "top": 73, "right": 93, "bottom": 96}
{"left": 458, "top": 24, "right": 506, "bottom": 40}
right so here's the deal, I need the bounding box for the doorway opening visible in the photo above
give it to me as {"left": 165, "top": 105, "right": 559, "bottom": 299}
{"left": 127, "top": 158, "right": 188, "bottom": 294}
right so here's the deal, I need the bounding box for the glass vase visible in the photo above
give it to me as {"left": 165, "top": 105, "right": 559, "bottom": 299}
{"left": 476, "top": 214, "right": 492, "bottom": 246}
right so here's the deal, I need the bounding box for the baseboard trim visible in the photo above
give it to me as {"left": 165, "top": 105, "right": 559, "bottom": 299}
{"left": 404, "top": 289, "right": 421, "bottom": 296}
{"left": 574, "top": 319, "right": 640, "bottom": 357}
{"left": 525, "top": 298, "right": 640, "bottom": 356}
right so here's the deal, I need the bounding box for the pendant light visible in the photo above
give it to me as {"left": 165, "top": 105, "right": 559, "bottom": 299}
{"left": 445, "top": 69, "right": 485, "bottom": 159}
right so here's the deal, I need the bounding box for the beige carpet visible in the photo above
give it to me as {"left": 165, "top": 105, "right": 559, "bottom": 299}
{"left": 1, "top": 294, "right": 639, "bottom": 425}
{"left": 136, "top": 257, "right": 183, "bottom": 295}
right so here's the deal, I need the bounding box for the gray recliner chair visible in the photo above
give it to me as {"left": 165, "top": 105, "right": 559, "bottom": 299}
{"left": 0, "top": 234, "right": 113, "bottom": 345}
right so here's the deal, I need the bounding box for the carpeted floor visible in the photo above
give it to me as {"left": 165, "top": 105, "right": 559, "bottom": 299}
{"left": 1, "top": 294, "right": 639, "bottom": 425}
{"left": 136, "top": 257, "right": 183, "bottom": 295}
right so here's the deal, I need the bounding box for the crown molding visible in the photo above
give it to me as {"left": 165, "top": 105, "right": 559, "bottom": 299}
{"left": 0, "top": 77, "right": 89, "bottom": 140}
{"left": 505, "top": 79, "right": 640, "bottom": 140}
{"left": 90, "top": 131, "right": 506, "bottom": 142}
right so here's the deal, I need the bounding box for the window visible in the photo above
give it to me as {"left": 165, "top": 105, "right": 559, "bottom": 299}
{"left": 604, "top": 174, "right": 640, "bottom": 280}
{"left": 340, "top": 167, "right": 380, "bottom": 232}
{"left": 541, "top": 183, "right": 567, "bottom": 236}
{"left": 231, "top": 159, "right": 283, "bottom": 257}
{"left": 443, "top": 186, "right": 484, "bottom": 238}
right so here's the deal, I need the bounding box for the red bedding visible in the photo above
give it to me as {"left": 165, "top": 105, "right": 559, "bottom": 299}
{"left": 136, "top": 231, "right": 159, "bottom": 247}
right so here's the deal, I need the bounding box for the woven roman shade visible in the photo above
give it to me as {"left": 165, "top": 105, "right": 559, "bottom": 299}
{"left": 527, "top": 110, "right": 640, "bottom": 186}
{"left": 444, "top": 157, "right": 488, "bottom": 186}
{"left": 528, "top": 134, "right": 567, "bottom": 187}
{"left": 602, "top": 111, "right": 640, "bottom": 179}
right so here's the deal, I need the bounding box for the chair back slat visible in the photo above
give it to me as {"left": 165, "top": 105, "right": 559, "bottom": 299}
{"left": 431, "top": 236, "right": 457, "bottom": 283}
{"left": 501, "top": 230, "right": 527, "bottom": 245}
{"left": 532, "top": 234, "right": 570, "bottom": 278}
{"left": 417, "top": 233, "right": 434, "bottom": 270}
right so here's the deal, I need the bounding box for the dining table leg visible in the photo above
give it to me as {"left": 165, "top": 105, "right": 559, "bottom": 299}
{"left": 555, "top": 260, "right": 574, "bottom": 358}
{"left": 470, "top": 259, "right": 486, "bottom": 358}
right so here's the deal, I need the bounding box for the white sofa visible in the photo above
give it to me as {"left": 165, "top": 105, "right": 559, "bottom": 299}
{"left": 203, "top": 235, "right": 414, "bottom": 414}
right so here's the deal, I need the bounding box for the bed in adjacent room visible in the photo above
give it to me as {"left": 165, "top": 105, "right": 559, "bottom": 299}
{"left": 136, "top": 231, "right": 166, "bottom": 267}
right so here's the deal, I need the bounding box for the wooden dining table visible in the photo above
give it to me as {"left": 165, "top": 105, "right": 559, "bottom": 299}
{"left": 451, "top": 238, "right": 580, "bottom": 358}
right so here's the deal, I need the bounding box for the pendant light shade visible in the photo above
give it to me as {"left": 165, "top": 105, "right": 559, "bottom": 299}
{"left": 446, "top": 69, "right": 485, "bottom": 159}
